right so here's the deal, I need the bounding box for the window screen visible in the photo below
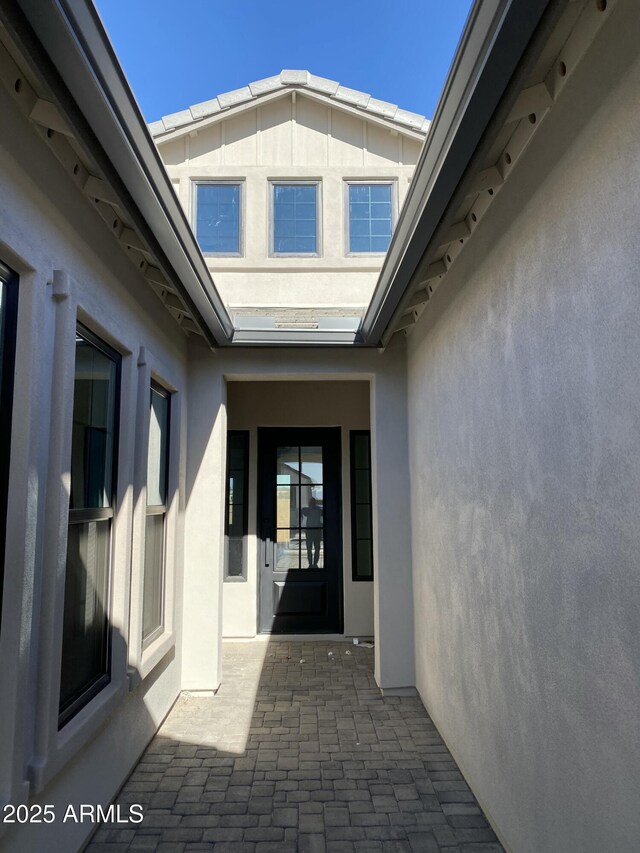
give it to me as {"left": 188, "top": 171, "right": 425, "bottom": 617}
{"left": 196, "top": 183, "right": 241, "bottom": 254}
{"left": 272, "top": 184, "right": 318, "bottom": 254}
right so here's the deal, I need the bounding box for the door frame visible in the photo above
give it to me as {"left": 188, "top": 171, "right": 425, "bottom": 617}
{"left": 256, "top": 426, "right": 344, "bottom": 634}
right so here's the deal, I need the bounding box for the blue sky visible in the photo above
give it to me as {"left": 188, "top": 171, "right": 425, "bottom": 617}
{"left": 95, "top": 0, "right": 473, "bottom": 122}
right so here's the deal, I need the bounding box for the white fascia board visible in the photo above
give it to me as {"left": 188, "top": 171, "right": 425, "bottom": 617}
{"left": 361, "top": 0, "right": 554, "bottom": 345}
{"left": 154, "top": 87, "right": 427, "bottom": 145}
{"left": 153, "top": 87, "right": 293, "bottom": 144}
{"left": 291, "top": 89, "right": 427, "bottom": 142}
{"left": 10, "top": 0, "right": 234, "bottom": 345}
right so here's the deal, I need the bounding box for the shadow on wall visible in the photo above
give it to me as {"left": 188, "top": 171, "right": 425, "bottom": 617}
{"left": 84, "top": 639, "right": 501, "bottom": 851}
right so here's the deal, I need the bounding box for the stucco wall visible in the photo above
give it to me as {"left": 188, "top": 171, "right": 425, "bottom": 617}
{"left": 215, "top": 345, "right": 414, "bottom": 690}
{"left": 158, "top": 94, "right": 422, "bottom": 309}
{"left": 0, "top": 82, "right": 189, "bottom": 852}
{"left": 405, "top": 3, "right": 640, "bottom": 850}
{"left": 225, "top": 380, "right": 372, "bottom": 638}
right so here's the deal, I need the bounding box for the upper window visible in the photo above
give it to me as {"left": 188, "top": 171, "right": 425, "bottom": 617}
{"left": 143, "top": 382, "right": 171, "bottom": 645}
{"left": 347, "top": 183, "right": 394, "bottom": 254}
{"left": 271, "top": 182, "right": 320, "bottom": 256}
{"left": 60, "top": 326, "right": 120, "bottom": 727}
{"left": 195, "top": 182, "right": 242, "bottom": 255}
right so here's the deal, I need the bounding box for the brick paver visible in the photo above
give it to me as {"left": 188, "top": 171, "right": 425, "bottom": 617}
{"left": 87, "top": 641, "right": 502, "bottom": 852}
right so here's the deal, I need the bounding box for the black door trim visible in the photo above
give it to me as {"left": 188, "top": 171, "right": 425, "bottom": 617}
{"left": 257, "top": 427, "right": 343, "bottom": 634}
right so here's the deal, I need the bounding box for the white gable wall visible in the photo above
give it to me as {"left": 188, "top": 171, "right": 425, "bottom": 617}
{"left": 158, "top": 93, "right": 423, "bottom": 310}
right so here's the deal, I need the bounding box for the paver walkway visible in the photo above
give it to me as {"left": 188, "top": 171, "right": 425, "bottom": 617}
{"left": 88, "top": 641, "right": 502, "bottom": 852}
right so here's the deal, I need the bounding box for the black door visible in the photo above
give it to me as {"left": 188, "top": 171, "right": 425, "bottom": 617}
{"left": 258, "top": 427, "right": 342, "bottom": 633}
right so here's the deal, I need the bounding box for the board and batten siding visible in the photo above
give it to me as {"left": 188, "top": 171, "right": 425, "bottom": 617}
{"left": 159, "top": 93, "right": 423, "bottom": 309}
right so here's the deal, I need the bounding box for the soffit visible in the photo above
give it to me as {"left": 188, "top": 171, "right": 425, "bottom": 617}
{"left": 366, "top": 0, "right": 617, "bottom": 346}
{"left": 0, "top": 1, "right": 234, "bottom": 347}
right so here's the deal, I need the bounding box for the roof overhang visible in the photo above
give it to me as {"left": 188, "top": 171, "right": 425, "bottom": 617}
{"left": 360, "top": 0, "right": 556, "bottom": 345}
{"left": 149, "top": 69, "right": 430, "bottom": 143}
{"left": 153, "top": 86, "right": 428, "bottom": 146}
{"left": 1, "top": 0, "right": 234, "bottom": 347}
{"left": 1, "top": 0, "right": 605, "bottom": 349}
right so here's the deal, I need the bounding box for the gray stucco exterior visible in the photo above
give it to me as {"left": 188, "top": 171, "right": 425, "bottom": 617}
{"left": 406, "top": 3, "right": 640, "bottom": 849}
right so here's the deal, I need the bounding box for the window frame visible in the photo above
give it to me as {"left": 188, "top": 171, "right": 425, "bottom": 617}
{"left": 350, "top": 430, "right": 374, "bottom": 582}
{"left": 192, "top": 179, "right": 244, "bottom": 257}
{"left": 224, "top": 430, "right": 250, "bottom": 582}
{"left": 127, "top": 350, "right": 181, "bottom": 687}
{"left": 0, "top": 262, "right": 18, "bottom": 630}
{"left": 142, "top": 380, "right": 171, "bottom": 648}
{"left": 269, "top": 179, "right": 322, "bottom": 258}
{"left": 58, "top": 322, "right": 121, "bottom": 729}
{"left": 343, "top": 180, "right": 397, "bottom": 257}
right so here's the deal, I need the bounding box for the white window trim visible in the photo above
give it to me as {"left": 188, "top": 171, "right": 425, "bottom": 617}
{"left": 128, "top": 346, "right": 181, "bottom": 685}
{"left": 343, "top": 179, "right": 398, "bottom": 258}
{"left": 28, "top": 293, "right": 133, "bottom": 795}
{"left": 268, "top": 179, "right": 322, "bottom": 258}
{"left": 0, "top": 256, "right": 37, "bottom": 820}
{"left": 191, "top": 179, "right": 245, "bottom": 258}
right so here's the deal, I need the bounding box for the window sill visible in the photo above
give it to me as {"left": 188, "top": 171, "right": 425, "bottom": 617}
{"left": 201, "top": 252, "right": 244, "bottom": 258}
{"left": 269, "top": 253, "right": 321, "bottom": 259}
{"left": 29, "top": 676, "right": 128, "bottom": 794}
{"left": 129, "top": 629, "right": 176, "bottom": 687}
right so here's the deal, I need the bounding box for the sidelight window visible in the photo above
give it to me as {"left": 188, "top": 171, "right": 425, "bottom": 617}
{"left": 350, "top": 431, "right": 374, "bottom": 581}
{"left": 225, "top": 431, "right": 249, "bottom": 580}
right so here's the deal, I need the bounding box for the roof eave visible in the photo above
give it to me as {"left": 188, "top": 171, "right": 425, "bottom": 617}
{"left": 360, "top": 0, "right": 555, "bottom": 346}
{"left": 8, "top": 0, "right": 234, "bottom": 347}
{"left": 152, "top": 87, "right": 428, "bottom": 146}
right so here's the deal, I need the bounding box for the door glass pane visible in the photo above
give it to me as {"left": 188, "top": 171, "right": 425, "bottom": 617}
{"left": 277, "top": 485, "right": 298, "bottom": 529}
{"left": 355, "top": 503, "right": 371, "bottom": 538}
{"left": 300, "top": 446, "right": 323, "bottom": 484}
{"left": 229, "top": 471, "right": 245, "bottom": 507}
{"left": 356, "top": 539, "right": 373, "bottom": 578}
{"left": 301, "top": 491, "right": 323, "bottom": 528}
{"left": 353, "top": 433, "right": 370, "bottom": 469}
{"left": 143, "top": 513, "right": 164, "bottom": 640}
{"left": 354, "top": 468, "right": 371, "bottom": 503}
{"left": 70, "top": 335, "right": 117, "bottom": 510}
{"left": 60, "top": 520, "right": 110, "bottom": 712}
{"left": 277, "top": 447, "right": 299, "bottom": 484}
{"left": 276, "top": 529, "right": 300, "bottom": 570}
{"left": 301, "top": 528, "right": 324, "bottom": 569}
{"left": 147, "top": 386, "right": 169, "bottom": 506}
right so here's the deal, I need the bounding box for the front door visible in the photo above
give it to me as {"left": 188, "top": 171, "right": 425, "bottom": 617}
{"left": 258, "top": 427, "right": 342, "bottom": 633}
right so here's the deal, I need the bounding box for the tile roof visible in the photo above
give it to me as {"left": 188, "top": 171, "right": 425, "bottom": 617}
{"left": 149, "top": 70, "right": 430, "bottom": 137}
